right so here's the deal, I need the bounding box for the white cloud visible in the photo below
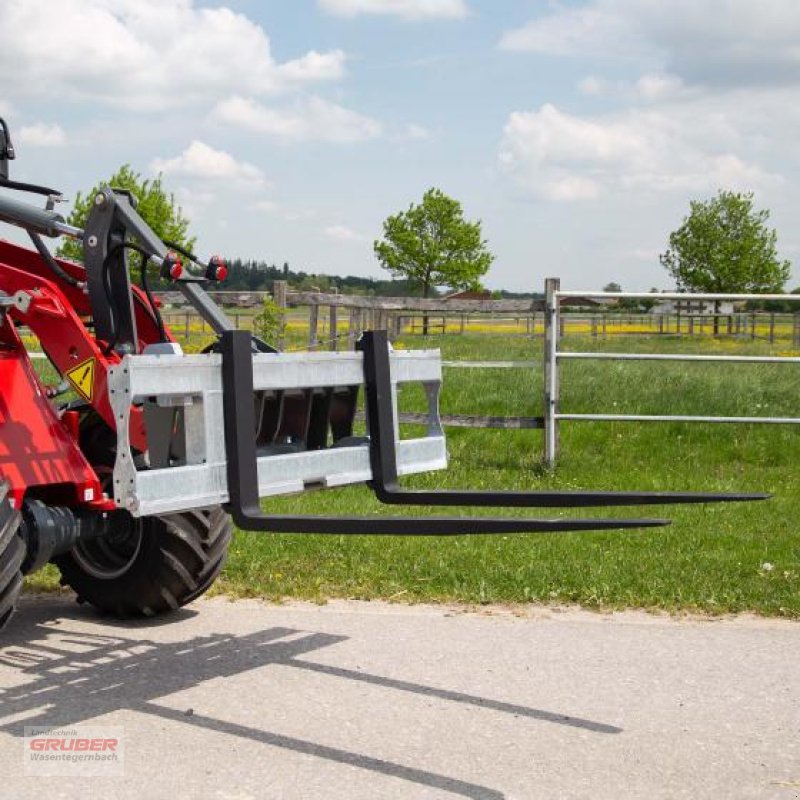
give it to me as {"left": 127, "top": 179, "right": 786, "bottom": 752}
{"left": 17, "top": 123, "right": 67, "bottom": 147}
{"left": 578, "top": 73, "right": 688, "bottom": 102}
{"left": 634, "top": 73, "right": 686, "bottom": 102}
{"left": 404, "top": 123, "right": 431, "bottom": 140}
{"left": 319, "top": 0, "right": 468, "bottom": 20}
{"left": 500, "top": 1, "right": 800, "bottom": 88}
{"left": 151, "top": 141, "right": 264, "bottom": 186}
{"left": 388, "top": 122, "right": 433, "bottom": 142}
{"left": 174, "top": 186, "right": 216, "bottom": 221}
{"left": 501, "top": 2, "right": 800, "bottom": 211}
{"left": 577, "top": 75, "right": 611, "bottom": 97}
{"left": 323, "top": 225, "right": 370, "bottom": 243}
{"left": 277, "top": 50, "right": 347, "bottom": 84}
{"left": 215, "top": 95, "right": 382, "bottom": 143}
{"left": 0, "top": 0, "right": 346, "bottom": 109}
{"left": 283, "top": 208, "right": 318, "bottom": 222}
{"left": 500, "top": 5, "right": 639, "bottom": 58}
{"left": 254, "top": 200, "right": 278, "bottom": 213}
{"left": 499, "top": 102, "right": 781, "bottom": 201}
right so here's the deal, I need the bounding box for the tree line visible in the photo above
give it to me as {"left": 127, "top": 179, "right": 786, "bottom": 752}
{"left": 56, "top": 167, "right": 793, "bottom": 309}
{"left": 213, "top": 259, "right": 425, "bottom": 297}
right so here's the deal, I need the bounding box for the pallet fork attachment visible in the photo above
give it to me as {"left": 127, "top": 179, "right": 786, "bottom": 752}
{"left": 0, "top": 114, "right": 773, "bottom": 630}
{"left": 220, "top": 330, "right": 767, "bottom": 535}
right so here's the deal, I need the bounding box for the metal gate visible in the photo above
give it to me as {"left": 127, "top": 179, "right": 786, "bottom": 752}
{"left": 543, "top": 278, "right": 800, "bottom": 466}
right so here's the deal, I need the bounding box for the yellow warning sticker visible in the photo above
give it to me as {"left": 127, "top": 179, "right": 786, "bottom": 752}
{"left": 66, "top": 358, "right": 95, "bottom": 402}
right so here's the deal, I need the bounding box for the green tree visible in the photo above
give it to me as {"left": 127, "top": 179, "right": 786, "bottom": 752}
{"left": 57, "top": 165, "right": 194, "bottom": 262}
{"left": 660, "top": 190, "right": 790, "bottom": 294}
{"left": 640, "top": 287, "right": 661, "bottom": 313}
{"left": 602, "top": 281, "right": 641, "bottom": 311}
{"left": 374, "top": 188, "right": 493, "bottom": 334}
{"left": 252, "top": 293, "right": 285, "bottom": 348}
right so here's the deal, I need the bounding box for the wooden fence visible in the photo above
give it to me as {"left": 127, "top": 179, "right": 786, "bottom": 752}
{"left": 158, "top": 282, "right": 800, "bottom": 350}
{"left": 279, "top": 286, "right": 538, "bottom": 351}
{"left": 159, "top": 283, "right": 541, "bottom": 351}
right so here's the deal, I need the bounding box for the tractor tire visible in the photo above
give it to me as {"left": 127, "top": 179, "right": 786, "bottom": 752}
{"left": 54, "top": 413, "right": 233, "bottom": 618}
{"left": 0, "top": 492, "right": 24, "bottom": 630}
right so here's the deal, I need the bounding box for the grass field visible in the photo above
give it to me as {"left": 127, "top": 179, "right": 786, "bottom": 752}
{"left": 24, "top": 328, "right": 800, "bottom": 617}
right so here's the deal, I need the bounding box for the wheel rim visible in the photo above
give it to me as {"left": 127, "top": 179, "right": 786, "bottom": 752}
{"left": 72, "top": 511, "right": 143, "bottom": 580}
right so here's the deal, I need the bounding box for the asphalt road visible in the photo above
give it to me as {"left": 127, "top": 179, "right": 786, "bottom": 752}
{"left": 0, "top": 594, "right": 798, "bottom": 799}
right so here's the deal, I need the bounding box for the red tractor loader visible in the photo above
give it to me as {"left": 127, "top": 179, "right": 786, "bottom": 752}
{"left": 0, "top": 118, "right": 764, "bottom": 629}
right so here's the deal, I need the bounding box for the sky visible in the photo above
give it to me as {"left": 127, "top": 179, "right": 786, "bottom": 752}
{"left": 1, "top": 0, "right": 798, "bottom": 293}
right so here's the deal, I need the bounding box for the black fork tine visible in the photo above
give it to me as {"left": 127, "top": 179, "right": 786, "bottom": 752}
{"left": 367, "top": 488, "right": 770, "bottom": 508}
{"left": 220, "top": 330, "right": 761, "bottom": 537}
{"left": 360, "top": 330, "right": 769, "bottom": 510}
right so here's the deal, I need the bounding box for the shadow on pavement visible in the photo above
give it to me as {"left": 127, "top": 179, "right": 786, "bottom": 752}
{"left": 0, "top": 597, "right": 622, "bottom": 799}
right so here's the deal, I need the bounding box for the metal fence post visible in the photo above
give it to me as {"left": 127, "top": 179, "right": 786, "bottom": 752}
{"left": 544, "top": 277, "right": 560, "bottom": 468}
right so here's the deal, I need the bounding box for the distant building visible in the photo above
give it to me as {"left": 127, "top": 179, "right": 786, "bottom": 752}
{"left": 652, "top": 299, "right": 735, "bottom": 315}
{"left": 444, "top": 289, "right": 492, "bottom": 301}
{"left": 523, "top": 296, "right": 612, "bottom": 312}
{"left": 561, "top": 296, "right": 614, "bottom": 310}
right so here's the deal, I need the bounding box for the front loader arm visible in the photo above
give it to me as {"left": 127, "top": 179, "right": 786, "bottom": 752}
{"left": 0, "top": 253, "right": 149, "bottom": 453}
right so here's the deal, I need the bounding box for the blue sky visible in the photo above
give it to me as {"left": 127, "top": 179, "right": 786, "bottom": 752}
{"left": 1, "top": 0, "right": 798, "bottom": 292}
